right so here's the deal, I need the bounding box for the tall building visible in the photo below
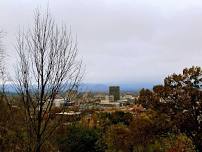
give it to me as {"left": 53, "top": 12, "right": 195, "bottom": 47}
{"left": 109, "top": 86, "right": 120, "bottom": 101}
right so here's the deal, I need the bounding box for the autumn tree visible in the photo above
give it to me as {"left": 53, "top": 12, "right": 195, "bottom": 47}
{"left": 15, "top": 9, "right": 83, "bottom": 152}
{"left": 105, "top": 124, "right": 132, "bottom": 152}
{"left": 138, "top": 88, "right": 157, "bottom": 109}
{"left": 138, "top": 66, "right": 202, "bottom": 151}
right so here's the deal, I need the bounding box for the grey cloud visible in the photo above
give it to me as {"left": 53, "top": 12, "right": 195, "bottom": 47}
{"left": 1, "top": 0, "right": 202, "bottom": 84}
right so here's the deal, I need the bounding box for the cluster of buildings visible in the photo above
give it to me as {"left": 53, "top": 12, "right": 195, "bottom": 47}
{"left": 98, "top": 86, "right": 137, "bottom": 108}
{"left": 49, "top": 86, "right": 140, "bottom": 124}
{"left": 51, "top": 86, "right": 138, "bottom": 111}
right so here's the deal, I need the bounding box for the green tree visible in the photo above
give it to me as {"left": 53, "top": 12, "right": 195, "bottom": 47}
{"left": 57, "top": 124, "right": 105, "bottom": 152}
{"left": 109, "top": 111, "right": 133, "bottom": 126}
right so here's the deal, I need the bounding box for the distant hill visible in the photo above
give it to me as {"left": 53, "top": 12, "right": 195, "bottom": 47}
{"left": 1, "top": 82, "right": 157, "bottom": 93}
{"left": 79, "top": 83, "right": 156, "bottom": 92}
{"left": 0, "top": 84, "right": 16, "bottom": 93}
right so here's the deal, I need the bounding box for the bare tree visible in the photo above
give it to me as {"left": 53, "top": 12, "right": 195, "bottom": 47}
{"left": 0, "top": 31, "right": 9, "bottom": 107}
{"left": 16, "top": 9, "right": 83, "bottom": 152}
{"left": 0, "top": 30, "right": 6, "bottom": 93}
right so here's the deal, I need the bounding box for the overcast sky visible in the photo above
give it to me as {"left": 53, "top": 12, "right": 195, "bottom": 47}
{"left": 1, "top": 0, "right": 202, "bottom": 85}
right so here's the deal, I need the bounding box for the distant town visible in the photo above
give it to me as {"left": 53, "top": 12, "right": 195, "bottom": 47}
{"left": 52, "top": 86, "right": 140, "bottom": 114}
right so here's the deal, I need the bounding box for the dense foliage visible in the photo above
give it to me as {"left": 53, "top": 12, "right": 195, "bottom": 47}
{"left": 0, "top": 66, "right": 202, "bottom": 151}
{"left": 56, "top": 124, "right": 105, "bottom": 152}
{"left": 138, "top": 66, "right": 202, "bottom": 151}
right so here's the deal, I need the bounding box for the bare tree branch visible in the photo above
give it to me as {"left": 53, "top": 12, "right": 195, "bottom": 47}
{"left": 16, "top": 9, "right": 83, "bottom": 152}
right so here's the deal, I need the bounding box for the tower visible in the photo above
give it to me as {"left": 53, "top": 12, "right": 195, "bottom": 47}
{"left": 109, "top": 86, "right": 120, "bottom": 101}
